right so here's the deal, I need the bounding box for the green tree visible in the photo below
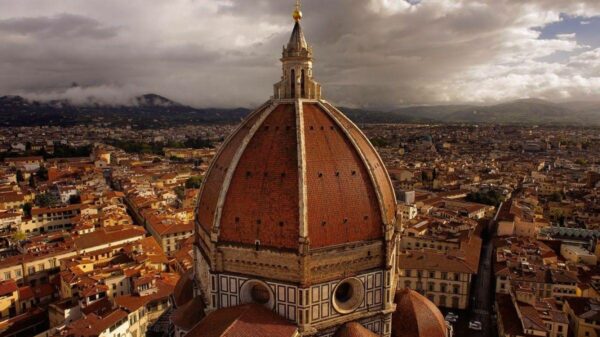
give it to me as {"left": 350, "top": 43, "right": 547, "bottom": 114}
{"left": 466, "top": 190, "right": 505, "bottom": 207}
{"left": 16, "top": 170, "right": 24, "bottom": 183}
{"left": 185, "top": 176, "right": 203, "bottom": 189}
{"left": 35, "top": 193, "right": 59, "bottom": 207}
{"left": 174, "top": 186, "right": 185, "bottom": 200}
{"left": 36, "top": 166, "right": 48, "bottom": 181}
{"left": 370, "top": 137, "right": 389, "bottom": 148}
{"left": 13, "top": 231, "right": 26, "bottom": 241}
{"left": 22, "top": 203, "right": 32, "bottom": 217}
{"left": 69, "top": 195, "right": 81, "bottom": 204}
{"left": 28, "top": 174, "right": 36, "bottom": 188}
{"left": 548, "top": 192, "right": 563, "bottom": 202}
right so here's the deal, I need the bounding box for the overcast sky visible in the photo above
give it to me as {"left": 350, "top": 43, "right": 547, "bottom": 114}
{"left": 1, "top": 0, "right": 600, "bottom": 109}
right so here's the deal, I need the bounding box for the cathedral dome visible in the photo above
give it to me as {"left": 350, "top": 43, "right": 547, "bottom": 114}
{"left": 195, "top": 101, "right": 396, "bottom": 250}
{"left": 392, "top": 289, "right": 448, "bottom": 337}
{"left": 334, "top": 322, "right": 379, "bottom": 337}
{"left": 192, "top": 4, "right": 399, "bottom": 334}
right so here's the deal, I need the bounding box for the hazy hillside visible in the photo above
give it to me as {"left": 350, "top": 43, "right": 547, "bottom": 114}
{"left": 0, "top": 94, "right": 250, "bottom": 128}
{"left": 344, "top": 99, "right": 600, "bottom": 126}
{"left": 1, "top": 94, "right": 599, "bottom": 127}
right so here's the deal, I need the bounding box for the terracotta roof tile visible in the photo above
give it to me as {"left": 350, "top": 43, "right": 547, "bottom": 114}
{"left": 392, "top": 289, "right": 447, "bottom": 337}
{"left": 196, "top": 101, "right": 395, "bottom": 251}
{"left": 334, "top": 322, "right": 379, "bottom": 337}
{"left": 187, "top": 304, "right": 297, "bottom": 337}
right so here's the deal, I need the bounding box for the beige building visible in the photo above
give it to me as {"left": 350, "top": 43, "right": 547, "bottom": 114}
{"left": 0, "top": 280, "right": 18, "bottom": 319}
{"left": 561, "top": 245, "right": 597, "bottom": 266}
{"left": 21, "top": 204, "right": 82, "bottom": 235}
{"left": 396, "top": 238, "right": 480, "bottom": 310}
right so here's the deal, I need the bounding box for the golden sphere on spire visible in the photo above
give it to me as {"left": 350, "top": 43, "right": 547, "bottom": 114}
{"left": 292, "top": 8, "right": 302, "bottom": 21}
{"left": 293, "top": 0, "right": 302, "bottom": 21}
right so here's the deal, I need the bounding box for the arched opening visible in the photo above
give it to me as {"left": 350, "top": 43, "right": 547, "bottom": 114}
{"left": 301, "top": 69, "right": 306, "bottom": 98}
{"left": 290, "top": 69, "right": 296, "bottom": 98}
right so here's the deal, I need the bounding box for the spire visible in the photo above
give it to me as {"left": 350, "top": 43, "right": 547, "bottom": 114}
{"left": 287, "top": 0, "right": 308, "bottom": 55}
{"left": 287, "top": 21, "right": 308, "bottom": 53}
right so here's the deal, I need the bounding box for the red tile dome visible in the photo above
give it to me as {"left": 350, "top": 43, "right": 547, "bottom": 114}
{"left": 195, "top": 101, "right": 396, "bottom": 250}
{"left": 334, "top": 322, "right": 379, "bottom": 337}
{"left": 392, "top": 289, "right": 448, "bottom": 337}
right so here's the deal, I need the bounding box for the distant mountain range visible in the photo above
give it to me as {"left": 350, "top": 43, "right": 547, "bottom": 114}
{"left": 1, "top": 94, "right": 599, "bottom": 127}
{"left": 342, "top": 98, "right": 600, "bottom": 126}
{"left": 0, "top": 94, "right": 250, "bottom": 127}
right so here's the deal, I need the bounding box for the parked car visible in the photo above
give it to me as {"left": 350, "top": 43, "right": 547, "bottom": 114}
{"left": 469, "top": 320, "right": 482, "bottom": 330}
{"left": 445, "top": 312, "right": 458, "bottom": 323}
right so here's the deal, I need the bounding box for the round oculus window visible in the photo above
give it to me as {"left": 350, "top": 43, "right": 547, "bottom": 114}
{"left": 239, "top": 280, "right": 274, "bottom": 309}
{"left": 332, "top": 278, "right": 364, "bottom": 314}
{"left": 250, "top": 284, "right": 270, "bottom": 304}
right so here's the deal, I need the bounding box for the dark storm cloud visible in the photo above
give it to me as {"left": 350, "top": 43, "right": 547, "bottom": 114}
{"left": 0, "top": 13, "right": 118, "bottom": 39}
{"left": 1, "top": 0, "right": 600, "bottom": 108}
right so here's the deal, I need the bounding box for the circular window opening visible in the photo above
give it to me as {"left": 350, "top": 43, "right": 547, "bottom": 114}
{"left": 335, "top": 282, "right": 353, "bottom": 303}
{"left": 250, "top": 284, "right": 270, "bottom": 304}
{"left": 240, "top": 280, "right": 274, "bottom": 309}
{"left": 332, "top": 278, "right": 364, "bottom": 314}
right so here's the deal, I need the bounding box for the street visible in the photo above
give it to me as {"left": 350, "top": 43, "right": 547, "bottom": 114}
{"left": 445, "top": 208, "right": 500, "bottom": 337}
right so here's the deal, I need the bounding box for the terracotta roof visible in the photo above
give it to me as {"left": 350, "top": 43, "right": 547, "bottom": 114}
{"left": 392, "top": 289, "right": 447, "bottom": 337}
{"left": 0, "top": 280, "right": 18, "bottom": 296}
{"left": 196, "top": 101, "right": 396, "bottom": 250}
{"left": 496, "top": 292, "right": 526, "bottom": 336}
{"left": 115, "top": 277, "right": 175, "bottom": 312}
{"left": 565, "top": 297, "right": 600, "bottom": 321}
{"left": 171, "top": 296, "right": 206, "bottom": 331}
{"left": 398, "top": 234, "right": 481, "bottom": 274}
{"left": 4, "top": 156, "right": 43, "bottom": 163}
{"left": 64, "top": 309, "right": 128, "bottom": 337}
{"left": 173, "top": 269, "right": 194, "bottom": 307}
{"left": 186, "top": 304, "right": 297, "bottom": 337}
{"left": 334, "top": 322, "right": 379, "bottom": 337}
{"left": 17, "top": 286, "right": 34, "bottom": 301}
{"left": 74, "top": 226, "right": 145, "bottom": 250}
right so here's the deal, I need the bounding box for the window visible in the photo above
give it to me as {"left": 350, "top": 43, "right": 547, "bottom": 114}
{"left": 332, "top": 278, "right": 364, "bottom": 314}
{"left": 429, "top": 271, "right": 435, "bottom": 278}
{"left": 4, "top": 272, "right": 10, "bottom": 280}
